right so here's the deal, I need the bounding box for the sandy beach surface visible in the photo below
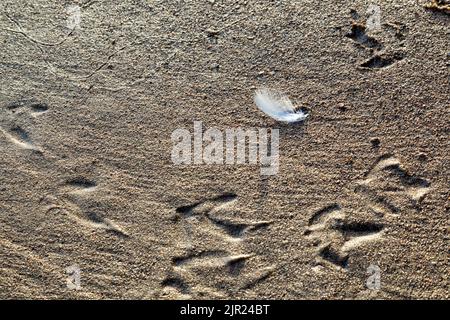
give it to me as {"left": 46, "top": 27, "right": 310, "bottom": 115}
{"left": 0, "top": 0, "right": 448, "bottom": 299}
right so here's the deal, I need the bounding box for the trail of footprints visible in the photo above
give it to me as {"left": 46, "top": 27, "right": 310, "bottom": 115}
{"left": 306, "top": 155, "right": 430, "bottom": 270}
{"left": 2, "top": 100, "right": 127, "bottom": 237}
{"left": 160, "top": 194, "right": 274, "bottom": 298}
{"left": 1, "top": 99, "right": 433, "bottom": 291}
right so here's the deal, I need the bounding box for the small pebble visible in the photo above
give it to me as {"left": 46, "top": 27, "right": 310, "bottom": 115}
{"left": 337, "top": 103, "right": 348, "bottom": 111}
{"left": 370, "top": 137, "right": 380, "bottom": 148}
{"left": 418, "top": 153, "right": 427, "bottom": 161}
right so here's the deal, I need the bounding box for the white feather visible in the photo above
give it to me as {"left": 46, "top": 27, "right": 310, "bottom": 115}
{"left": 254, "top": 88, "right": 308, "bottom": 123}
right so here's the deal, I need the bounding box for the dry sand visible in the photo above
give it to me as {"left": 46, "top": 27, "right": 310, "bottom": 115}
{"left": 0, "top": 0, "right": 448, "bottom": 299}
